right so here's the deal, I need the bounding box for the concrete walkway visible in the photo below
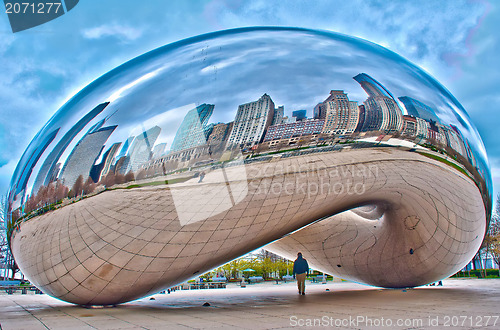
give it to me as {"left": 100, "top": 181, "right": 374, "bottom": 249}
{"left": 1, "top": 278, "right": 499, "bottom": 329}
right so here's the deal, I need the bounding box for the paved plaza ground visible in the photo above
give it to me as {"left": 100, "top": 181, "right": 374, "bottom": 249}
{"left": 1, "top": 278, "right": 499, "bottom": 329}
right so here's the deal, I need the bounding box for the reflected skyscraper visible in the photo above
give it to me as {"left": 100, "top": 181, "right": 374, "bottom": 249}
{"left": 415, "top": 117, "right": 430, "bottom": 139}
{"left": 450, "top": 125, "right": 470, "bottom": 158}
{"left": 399, "top": 96, "right": 440, "bottom": 124}
{"left": 353, "top": 73, "right": 396, "bottom": 99}
{"left": 354, "top": 73, "right": 403, "bottom": 132}
{"left": 354, "top": 104, "right": 366, "bottom": 132}
{"left": 114, "top": 156, "right": 130, "bottom": 175}
{"left": 402, "top": 115, "right": 418, "bottom": 136}
{"left": 115, "top": 136, "right": 134, "bottom": 160}
{"left": 292, "top": 110, "right": 307, "bottom": 121}
{"left": 47, "top": 163, "right": 61, "bottom": 184}
{"left": 463, "top": 137, "right": 477, "bottom": 167}
{"left": 358, "top": 100, "right": 382, "bottom": 131}
{"left": 33, "top": 102, "right": 109, "bottom": 193}
{"left": 152, "top": 143, "right": 167, "bottom": 159}
{"left": 207, "top": 122, "right": 232, "bottom": 145}
{"left": 60, "top": 124, "right": 117, "bottom": 188}
{"left": 320, "top": 90, "right": 359, "bottom": 135}
{"left": 170, "top": 104, "right": 214, "bottom": 153}
{"left": 227, "top": 93, "right": 275, "bottom": 148}
{"left": 126, "top": 126, "right": 161, "bottom": 172}
{"left": 91, "top": 142, "right": 122, "bottom": 182}
{"left": 442, "top": 126, "right": 467, "bottom": 156}
{"left": 314, "top": 103, "right": 326, "bottom": 120}
{"left": 272, "top": 105, "right": 285, "bottom": 125}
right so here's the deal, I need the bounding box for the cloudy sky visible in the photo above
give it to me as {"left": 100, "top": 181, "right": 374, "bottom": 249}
{"left": 0, "top": 0, "right": 499, "bottom": 202}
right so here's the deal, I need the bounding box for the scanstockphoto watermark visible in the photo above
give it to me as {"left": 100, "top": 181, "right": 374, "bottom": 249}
{"left": 248, "top": 163, "right": 380, "bottom": 198}
{"left": 289, "top": 315, "right": 499, "bottom": 328}
{"left": 290, "top": 315, "right": 424, "bottom": 328}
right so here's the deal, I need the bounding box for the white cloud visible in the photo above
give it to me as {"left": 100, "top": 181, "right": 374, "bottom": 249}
{"left": 0, "top": 159, "right": 18, "bottom": 194}
{"left": 107, "top": 68, "right": 163, "bottom": 102}
{"left": 82, "top": 23, "right": 144, "bottom": 41}
{"left": 0, "top": 34, "right": 15, "bottom": 54}
{"left": 208, "top": 0, "right": 486, "bottom": 80}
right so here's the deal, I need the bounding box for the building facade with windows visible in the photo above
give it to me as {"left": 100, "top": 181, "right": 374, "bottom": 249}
{"left": 60, "top": 124, "right": 117, "bottom": 188}
{"left": 226, "top": 94, "right": 275, "bottom": 148}
{"left": 321, "top": 90, "right": 360, "bottom": 136}
{"left": 354, "top": 73, "right": 403, "bottom": 133}
{"left": 170, "top": 104, "right": 215, "bottom": 153}
{"left": 264, "top": 119, "right": 325, "bottom": 141}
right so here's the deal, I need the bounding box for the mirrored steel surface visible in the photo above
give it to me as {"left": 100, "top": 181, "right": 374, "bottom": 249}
{"left": 6, "top": 27, "right": 491, "bottom": 305}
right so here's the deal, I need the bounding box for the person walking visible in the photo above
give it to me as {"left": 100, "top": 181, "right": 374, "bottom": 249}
{"left": 293, "top": 252, "right": 309, "bottom": 295}
{"left": 198, "top": 171, "right": 206, "bottom": 183}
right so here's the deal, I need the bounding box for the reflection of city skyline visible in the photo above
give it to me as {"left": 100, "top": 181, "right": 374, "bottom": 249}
{"left": 13, "top": 72, "right": 478, "bottom": 207}
{"left": 5, "top": 70, "right": 490, "bottom": 303}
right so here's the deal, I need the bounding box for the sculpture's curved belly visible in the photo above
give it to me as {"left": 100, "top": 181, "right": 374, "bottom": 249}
{"left": 11, "top": 148, "right": 485, "bottom": 305}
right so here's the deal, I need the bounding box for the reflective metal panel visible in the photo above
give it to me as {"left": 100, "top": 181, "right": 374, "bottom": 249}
{"left": 6, "top": 27, "right": 491, "bottom": 305}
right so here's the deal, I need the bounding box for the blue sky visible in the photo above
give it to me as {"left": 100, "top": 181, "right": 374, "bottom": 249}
{"left": 0, "top": 0, "right": 499, "bottom": 202}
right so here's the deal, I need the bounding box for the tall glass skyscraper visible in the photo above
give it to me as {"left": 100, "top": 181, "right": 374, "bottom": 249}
{"left": 399, "top": 96, "right": 440, "bottom": 124}
{"left": 32, "top": 102, "right": 109, "bottom": 193}
{"left": 60, "top": 125, "right": 117, "bottom": 188}
{"left": 126, "top": 126, "right": 162, "bottom": 172}
{"left": 292, "top": 109, "right": 307, "bottom": 121}
{"left": 170, "top": 104, "right": 214, "bottom": 153}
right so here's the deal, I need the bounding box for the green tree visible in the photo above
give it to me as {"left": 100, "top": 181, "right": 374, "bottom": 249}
{"left": 487, "top": 194, "right": 500, "bottom": 275}
{"left": 218, "top": 259, "right": 246, "bottom": 280}
{"left": 260, "top": 257, "right": 275, "bottom": 279}
{"left": 491, "top": 234, "right": 500, "bottom": 276}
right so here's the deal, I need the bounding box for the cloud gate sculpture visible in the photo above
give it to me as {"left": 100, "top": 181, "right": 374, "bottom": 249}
{"left": 5, "top": 27, "right": 491, "bottom": 305}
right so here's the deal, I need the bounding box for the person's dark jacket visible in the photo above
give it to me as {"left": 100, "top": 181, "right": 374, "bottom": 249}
{"left": 293, "top": 255, "right": 309, "bottom": 276}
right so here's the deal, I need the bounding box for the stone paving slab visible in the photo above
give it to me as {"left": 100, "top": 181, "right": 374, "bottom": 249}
{"left": 1, "top": 278, "right": 499, "bottom": 329}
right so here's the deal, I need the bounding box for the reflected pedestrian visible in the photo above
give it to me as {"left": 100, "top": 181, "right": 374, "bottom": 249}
{"left": 198, "top": 171, "right": 206, "bottom": 183}
{"left": 293, "top": 252, "right": 309, "bottom": 295}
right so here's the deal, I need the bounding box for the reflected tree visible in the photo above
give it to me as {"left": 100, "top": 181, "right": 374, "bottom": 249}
{"left": 125, "top": 171, "right": 135, "bottom": 183}
{"left": 102, "top": 172, "right": 116, "bottom": 188}
{"left": 82, "top": 177, "right": 96, "bottom": 195}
